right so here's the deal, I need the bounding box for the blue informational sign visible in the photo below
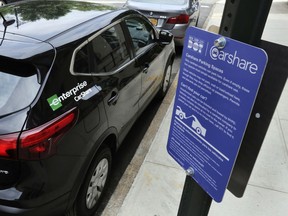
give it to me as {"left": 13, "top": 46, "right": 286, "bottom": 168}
{"left": 167, "top": 27, "right": 268, "bottom": 202}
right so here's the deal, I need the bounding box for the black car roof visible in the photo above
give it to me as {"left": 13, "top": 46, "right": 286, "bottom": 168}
{"left": 0, "top": 0, "right": 133, "bottom": 58}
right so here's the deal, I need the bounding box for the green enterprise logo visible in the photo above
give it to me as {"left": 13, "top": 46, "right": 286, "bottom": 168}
{"left": 47, "top": 94, "right": 62, "bottom": 111}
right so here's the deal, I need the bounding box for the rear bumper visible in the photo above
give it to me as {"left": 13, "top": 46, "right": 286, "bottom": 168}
{"left": 0, "top": 192, "right": 69, "bottom": 216}
{"left": 170, "top": 24, "right": 188, "bottom": 38}
{"left": 174, "top": 37, "right": 185, "bottom": 46}
{"left": 0, "top": 155, "right": 87, "bottom": 216}
{"left": 164, "top": 24, "right": 188, "bottom": 46}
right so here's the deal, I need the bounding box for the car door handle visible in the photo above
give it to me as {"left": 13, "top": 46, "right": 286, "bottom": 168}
{"left": 107, "top": 91, "right": 119, "bottom": 106}
{"left": 142, "top": 62, "right": 150, "bottom": 74}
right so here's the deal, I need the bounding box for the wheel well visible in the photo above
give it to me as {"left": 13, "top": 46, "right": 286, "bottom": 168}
{"left": 162, "top": 52, "right": 175, "bottom": 76}
{"left": 170, "top": 53, "right": 175, "bottom": 65}
{"left": 66, "top": 132, "right": 118, "bottom": 211}
{"left": 100, "top": 133, "right": 117, "bottom": 156}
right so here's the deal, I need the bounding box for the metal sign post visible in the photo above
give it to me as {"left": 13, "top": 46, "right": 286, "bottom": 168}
{"left": 219, "top": 0, "right": 288, "bottom": 197}
{"left": 168, "top": 26, "right": 268, "bottom": 202}
{"left": 169, "top": 26, "right": 267, "bottom": 214}
{"left": 177, "top": 176, "right": 212, "bottom": 216}
{"left": 174, "top": 0, "right": 288, "bottom": 215}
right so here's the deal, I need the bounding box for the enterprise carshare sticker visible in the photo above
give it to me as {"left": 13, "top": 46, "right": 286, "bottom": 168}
{"left": 47, "top": 81, "right": 102, "bottom": 111}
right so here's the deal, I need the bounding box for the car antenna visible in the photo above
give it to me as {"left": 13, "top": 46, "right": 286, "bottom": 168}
{"left": 0, "top": 12, "right": 15, "bottom": 46}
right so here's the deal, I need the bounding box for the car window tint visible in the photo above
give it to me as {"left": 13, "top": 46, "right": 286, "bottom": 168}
{"left": 91, "top": 24, "right": 130, "bottom": 73}
{"left": 0, "top": 62, "right": 40, "bottom": 116}
{"left": 125, "top": 17, "right": 155, "bottom": 54}
{"left": 74, "top": 45, "right": 90, "bottom": 74}
{"left": 73, "top": 24, "right": 129, "bottom": 74}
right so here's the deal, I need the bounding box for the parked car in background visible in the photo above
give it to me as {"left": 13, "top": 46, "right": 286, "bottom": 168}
{"left": 125, "top": 0, "right": 200, "bottom": 46}
{"left": 0, "top": 0, "right": 175, "bottom": 215}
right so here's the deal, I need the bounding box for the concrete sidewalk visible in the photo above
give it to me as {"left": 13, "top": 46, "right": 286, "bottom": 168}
{"left": 116, "top": 1, "right": 288, "bottom": 216}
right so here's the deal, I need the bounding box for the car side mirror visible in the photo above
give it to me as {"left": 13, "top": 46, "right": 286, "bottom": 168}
{"left": 158, "top": 30, "right": 173, "bottom": 45}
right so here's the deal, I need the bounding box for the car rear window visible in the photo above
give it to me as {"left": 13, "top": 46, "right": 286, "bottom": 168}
{"left": 0, "top": 59, "right": 40, "bottom": 116}
{"left": 130, "top": 0, "right": 187, "bottom": 5}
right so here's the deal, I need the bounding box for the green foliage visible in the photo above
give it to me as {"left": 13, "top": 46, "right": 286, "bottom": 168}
{"left": 0, "top": 1, "right": 116, "bottom": 22}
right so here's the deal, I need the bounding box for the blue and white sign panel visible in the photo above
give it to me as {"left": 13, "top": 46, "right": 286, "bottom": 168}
{"left": 167, "top": 27, "right": 268, "bottom": 202}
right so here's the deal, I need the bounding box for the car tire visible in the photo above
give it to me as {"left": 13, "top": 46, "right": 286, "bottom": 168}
{"left": 158, "top": 62, "right": 172, "bottom": 99}
{"left": 66, "top": 146, "right": 112, "bottom": 216}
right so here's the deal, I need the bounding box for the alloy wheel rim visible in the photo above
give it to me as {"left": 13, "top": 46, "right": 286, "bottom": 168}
{"left": 86, "top": 158, "right": 109, "bottom": 209}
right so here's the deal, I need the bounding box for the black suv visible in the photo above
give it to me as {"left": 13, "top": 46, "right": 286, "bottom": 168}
{"left": 0, "top": 1, "right": 175, "bottom": 215}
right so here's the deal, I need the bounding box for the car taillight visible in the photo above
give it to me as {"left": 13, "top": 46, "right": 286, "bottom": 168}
{"left": 0, "top": 133, "right": 18, "bottom": 159}
{"left": 0, "top": 109, "right": 77, "bottom": 160}
{"left": 167, "top": 14, "right": 190, "bottom": 24}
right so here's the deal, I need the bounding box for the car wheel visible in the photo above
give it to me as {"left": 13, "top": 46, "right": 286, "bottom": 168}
{"left": 158, "top": 62, "right": 172, "bottom": 99}
{"left": 66, "top": 147, "right": 112, "bottom": 216}
{"left": 196, "top": 127, "right": 202, "bottom": 135}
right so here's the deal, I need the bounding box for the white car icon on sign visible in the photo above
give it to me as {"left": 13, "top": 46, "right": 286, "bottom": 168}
{"left": 176, "top": 106, "right": 186, "bottom": 119}
{"left": 192, "top": 115, "right": 206, "bottom": 137}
